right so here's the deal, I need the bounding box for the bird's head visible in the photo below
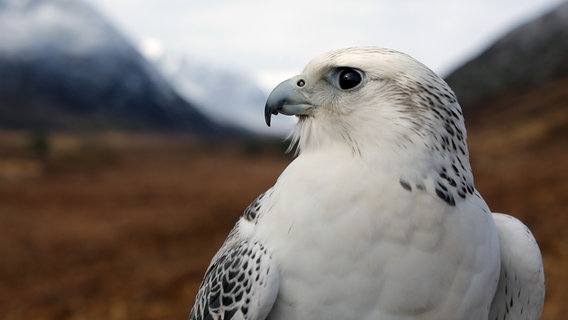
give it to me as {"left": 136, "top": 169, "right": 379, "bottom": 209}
{"left": 266, "top": 47, "right": 475, "bottom": 206}
{"left": 265, "top": 47, "right": 467, "bottom": 161}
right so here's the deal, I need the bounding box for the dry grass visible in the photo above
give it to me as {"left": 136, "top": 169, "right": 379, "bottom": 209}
{"left": 0, "top": 116, "right": 565, "bottom": 319}
{"left": 0, "top": 132, "right": 289, "bottom": 319}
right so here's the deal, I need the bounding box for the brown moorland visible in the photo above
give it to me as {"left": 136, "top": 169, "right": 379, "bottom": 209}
{"left": 0, "top": 78, "right": 566, "bottom": 319}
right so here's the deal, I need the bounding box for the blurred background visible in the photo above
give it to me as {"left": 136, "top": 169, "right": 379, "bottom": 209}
{"left": 0, "top": 0, "right": 566, "bottom": 319}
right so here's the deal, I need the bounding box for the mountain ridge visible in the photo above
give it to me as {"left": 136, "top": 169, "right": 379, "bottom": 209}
{"left": 0, "top": 0, "right": 227, "bottom": 135}
{"left": 445, "top": 1, "right": 568, "bottom": 109}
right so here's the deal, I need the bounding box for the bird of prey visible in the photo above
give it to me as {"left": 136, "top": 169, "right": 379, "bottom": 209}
{"left": 189, "top": 47, "right": 545, "bottom": 320}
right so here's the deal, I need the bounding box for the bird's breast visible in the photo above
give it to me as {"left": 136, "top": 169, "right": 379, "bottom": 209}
{"left": 253, "top": 152, "right": 499, "bottom": 319}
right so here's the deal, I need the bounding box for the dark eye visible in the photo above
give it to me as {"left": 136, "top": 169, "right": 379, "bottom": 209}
{"left": 338, "top": 68, "right": 362, "bottom": 90}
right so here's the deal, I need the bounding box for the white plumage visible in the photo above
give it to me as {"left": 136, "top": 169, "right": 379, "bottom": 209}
{"left": 189, "top": 47, "right": 545, "bottom": 320}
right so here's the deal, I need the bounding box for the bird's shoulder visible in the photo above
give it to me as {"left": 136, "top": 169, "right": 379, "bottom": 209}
{"left": 190, "top": 191, "right": 279, "bottom": 320}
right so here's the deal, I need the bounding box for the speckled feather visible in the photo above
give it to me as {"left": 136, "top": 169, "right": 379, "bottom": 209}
{"left": 190, "top": 193, "right": 278, "bottom": 320}
{"left": 189, "top": 47, "right": 544, "bottom": 320}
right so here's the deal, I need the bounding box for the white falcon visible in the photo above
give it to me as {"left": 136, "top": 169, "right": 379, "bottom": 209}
{"left": 189, "top": 47, "right": 545, "bottom": 320}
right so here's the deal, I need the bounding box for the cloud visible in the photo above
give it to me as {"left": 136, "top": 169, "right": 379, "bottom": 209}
{"left": 92, "top": 0, "right": 566, "bottom": 89}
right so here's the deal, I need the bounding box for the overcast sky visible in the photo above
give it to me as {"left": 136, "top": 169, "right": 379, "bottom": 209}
{"left": 90, "top": 0, "right": 564, "bottom": 92}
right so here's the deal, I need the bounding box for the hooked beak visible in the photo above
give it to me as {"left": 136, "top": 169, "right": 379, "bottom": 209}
{"left": 264, "top": 77, "right": 315, "bottom": 127}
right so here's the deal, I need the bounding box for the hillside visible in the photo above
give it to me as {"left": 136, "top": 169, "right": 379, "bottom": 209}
{"left": 445, "top": 1, "right": 568, "bottom": 109}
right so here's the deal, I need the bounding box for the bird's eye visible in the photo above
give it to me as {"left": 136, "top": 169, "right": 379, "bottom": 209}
{"left": 338, "top": 68, "right": 362, "bottom": 90}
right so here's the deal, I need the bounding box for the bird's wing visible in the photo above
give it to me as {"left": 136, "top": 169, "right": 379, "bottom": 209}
{"left": 489, "top": 213, "right": 545, "bottom": 320}
{"left": 190, "top": 240, "right": 279, "bottom": 320}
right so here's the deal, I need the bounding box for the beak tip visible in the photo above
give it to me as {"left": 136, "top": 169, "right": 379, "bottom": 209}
{"left": 264, "top": 106, "right": 273, "bottom": 127}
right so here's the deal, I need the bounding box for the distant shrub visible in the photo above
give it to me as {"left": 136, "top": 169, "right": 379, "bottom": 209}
{"left": 241, "top": 139, "right": 263, "bottom": 156}
{"left": 239, "top": 138, "right": 290, "bottom": 157}
{"left": 27, "top": 131, "right": 50, "bottom": 160}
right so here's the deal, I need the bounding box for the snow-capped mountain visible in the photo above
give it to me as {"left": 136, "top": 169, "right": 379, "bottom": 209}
{"left": 145, "top": 51, "right": 295, "bottom": 136}
{"left": 0, "top": 0, "right": 224, "bottom": 134}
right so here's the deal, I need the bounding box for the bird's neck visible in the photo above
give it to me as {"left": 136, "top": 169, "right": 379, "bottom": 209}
{"left": 293, "top": 133, "right": 475, "bottom": 208}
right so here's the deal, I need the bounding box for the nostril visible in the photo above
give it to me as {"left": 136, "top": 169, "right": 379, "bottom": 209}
{"left": 296, "top": 79, "right": 305, "bottom": 87}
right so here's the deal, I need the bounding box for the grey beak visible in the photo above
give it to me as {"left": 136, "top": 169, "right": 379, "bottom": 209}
{"left": 264, "top": 77, "right": 314, "bottom": 126}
